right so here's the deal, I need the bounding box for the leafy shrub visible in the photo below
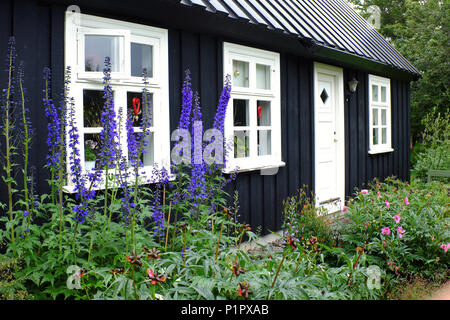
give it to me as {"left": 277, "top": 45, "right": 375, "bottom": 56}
{"left": 0, "top": 256, "right": 33, "bottom": 300}
{"left": 337, "top": 177, "right": 450, "bottom": 283}
{"left": 282, "top": 187, "right": 337, "bottom": 247}
{"left": 413, "top": 108, "right": 450, "bottom": 181}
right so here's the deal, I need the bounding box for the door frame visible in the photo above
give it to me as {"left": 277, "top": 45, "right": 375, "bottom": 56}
{"left": 313, "top": 62, "right": 345, "bottom": 212}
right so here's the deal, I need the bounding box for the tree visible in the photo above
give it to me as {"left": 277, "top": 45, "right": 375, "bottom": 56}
{"left": 349, "top": 0, "right": 450, "bottom": 144}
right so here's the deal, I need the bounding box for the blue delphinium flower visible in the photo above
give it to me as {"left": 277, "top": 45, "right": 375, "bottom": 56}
{"left": 178, "top": 69, "right": 193, "bottom": 131}
{"left": 212, "top": 74, "right": 231, "bottom": 136}
{"left": 43, "top": 67, "right": 62, "bottom": 170}
{"left": 212, "top": 74, "right": 232, "bottom": 168}
{"left": 126, "top": 111, "right": 139, "bottom": 168}
{"left": 189, "top": 92, "right": 207, "bottom": 206}
{"left": 67, "top": 95, "right": 84, "bottom": 197}
{"left": 97, "top": 57, "right": 119, "bottom": 170}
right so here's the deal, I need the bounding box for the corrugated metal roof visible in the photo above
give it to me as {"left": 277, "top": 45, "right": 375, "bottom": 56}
{"left": 179, "top": 0, "right": 420, "bottom": 77}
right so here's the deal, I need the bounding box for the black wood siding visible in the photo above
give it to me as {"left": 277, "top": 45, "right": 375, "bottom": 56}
{"left": 0, "top": 0, "right": 412, "bottom": 235}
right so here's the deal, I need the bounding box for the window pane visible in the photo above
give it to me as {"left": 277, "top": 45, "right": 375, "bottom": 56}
{"left": 372, "top": 108, "right": 378, "bottom": 126}
{"left": 381, "top": 109, "right": 387, "bottom": 126}
{"left": 233, "top": 99, "right": 249, "bottom": 126}
{"left": 371, "top": 84, "right": 378, "bottom": 102}
{"left": 373, "top": 128, "right": 379, "bottom": 145}
{"left": 131, "top": 43, "right": 153, "bottom": 77}
{"left": 382, "top": 128, "right": 387, "bottom": 144}
{"left": 257, "top": 101, "right": 271, "bottom": 126}
{"left": 132, "top": 132, "right": 154, "bottom": 166}
{"left": 85, "top": 35, "right": 121, "bottom": 72}
{"left": 381, "top": 86, "right": 387, "bottom": 103}
{"left": 127, "top": 92, "right": 153, "bottom": 127}
{"left": 256, "top": 64, "right": 271, "bottom": 89}
{"left": 234, "top": 130, "right": 250, "bottom": 158}
{"left": 232, "top": 60, "right": 249, "bottom": 87}
{"left": 84, "top": 133, "right": 101, "bottom": 170}
{"left": 84, "top": 89, "right": 106, "bottom": 127}
{"left": 258, "top": 130, "right": 271, "bottom": 156}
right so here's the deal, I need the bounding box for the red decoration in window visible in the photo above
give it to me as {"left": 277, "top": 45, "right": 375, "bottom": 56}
{"left": 257, "top": 105, "right": 263, "bottom": 119}
{"left": 132, "top": 97, "right": 141, "bottom": 116}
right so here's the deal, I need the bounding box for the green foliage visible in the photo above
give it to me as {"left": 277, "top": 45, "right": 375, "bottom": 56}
{"left": 337, "top": 178, "right": 450, "bottom": 282}
{"left": 0, "top": 256, "right": 33, "bottom": 300}
{"left": 282, "top": 186, "right": 336, "bottom": 247}
{"left": 412, "top": 108, "right": 450, "bottom": 180}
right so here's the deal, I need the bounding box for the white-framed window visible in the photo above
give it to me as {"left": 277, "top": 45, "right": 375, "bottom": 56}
{"left": 368, "top": 75, "right": 393, "bottom": 154}
{"left": 64, "top": 11, "right": 170, "bottom": 188}
{"left": 223, "top": 42, "right": 284, "bottom": 173}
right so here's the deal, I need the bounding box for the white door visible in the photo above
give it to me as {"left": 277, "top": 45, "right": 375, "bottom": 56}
{"left": 314, "top": 63, "right": 345, "bottom": 213}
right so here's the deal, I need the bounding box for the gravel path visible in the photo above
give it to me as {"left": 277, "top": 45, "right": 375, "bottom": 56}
{"left": 428, "top": 281, "right": 450, "bottom": 300}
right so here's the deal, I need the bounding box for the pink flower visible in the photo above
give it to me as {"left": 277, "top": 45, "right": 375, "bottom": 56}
{"left": 381, "top": 227, "right": 391, "bottom": 235}
{"left": 404, "top": 197, "right": 409, "bottom": 206}
{"left": 382, "top": 240, "right": 387, "bottom": 247}
{"left": 361, "top": 189, "right": 368, "bottom": 194}
{"left": 397, "top": 226, "right": 406, "bottom": 239}
{"left": 393, "top": 214, "right": 401, "bottom": 224}
{"left": 377, "top": 191, "right": 381, "bottom": 199}
{"left": 385, "top": 200, "right": 390, "bottom": 209}
{"left": 440, "top": 243, "right": 450, "bottom": 253}
{"left": 341, "top": 206, "right": 348, "bottom": 213}
{"left": 364, "top": 222, "right": 371, "bottom": 229}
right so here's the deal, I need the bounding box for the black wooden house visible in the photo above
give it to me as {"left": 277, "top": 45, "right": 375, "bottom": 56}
{"left": 0, "top": 0, "right": 420, "bottom": 234}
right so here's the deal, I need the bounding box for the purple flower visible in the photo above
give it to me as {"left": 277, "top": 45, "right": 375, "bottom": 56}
{"left": 97, "top": 57, "right": 119, "bottom": 169}
{"left": 43, "top": 68, "right": 63, "bottom": 170}
{"left": 178, "top": 69, "right": 193, "bottom": 130}
{"left": 212, "top": 74, "right": 231, "bottom": 135}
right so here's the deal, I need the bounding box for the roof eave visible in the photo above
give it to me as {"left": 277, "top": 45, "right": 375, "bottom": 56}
{"left": 310, "top": 42, "right": 422, "bottom": 81}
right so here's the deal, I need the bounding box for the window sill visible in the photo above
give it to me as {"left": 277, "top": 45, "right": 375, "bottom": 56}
{"left": 63, "top": 171, "right": 175, "bottom": 194}
{"left": 368, "top": 148, "right": 394, "bottom": 155}
{"left": 223, "top": 161, "right": 286, "bottom": 174}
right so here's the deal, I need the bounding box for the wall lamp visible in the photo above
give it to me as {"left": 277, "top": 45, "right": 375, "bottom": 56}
{"left": 348, "top": 78, "right": 359, "bottom": 93}
{"left": 346, "top": 77, "right": 359, "bottom": 101}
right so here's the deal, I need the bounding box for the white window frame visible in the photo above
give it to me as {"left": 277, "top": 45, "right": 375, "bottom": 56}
{"left": 368, "top": 74, "right": 393, "bottom": 154}
{"left": 223, "top": 42, "right": 284, "bottom": 173}
{"left": 64, "top": 11, "right": 171, "bottom": 190}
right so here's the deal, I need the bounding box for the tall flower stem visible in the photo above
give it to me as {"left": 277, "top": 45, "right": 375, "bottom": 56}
{"left": 214, "top": 218, "right": 224, "bottom": 263}
{"left": 131, "top": 265, "right": 139, "bottom": 300}
{"left": 293, "top": 249, "right": 304, "bottom": 277}
{"left": 164, "top": 202, "right": 172, "bottom": 251}
{"left": 3, "top": 38, "right": 16, "bottom": 246}
{"left": 18, "top": 64, "right": 32, "bottom": 231}
{"left": 58, "top": 67, "right": 70, "bottom": 252}
{"left": 271, "top": 248, "right": 290, "bottom": 288}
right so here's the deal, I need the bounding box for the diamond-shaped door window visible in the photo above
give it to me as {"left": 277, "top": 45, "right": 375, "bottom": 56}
{"left": 320, "top": 88, "right": 329, "bottom": 104}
